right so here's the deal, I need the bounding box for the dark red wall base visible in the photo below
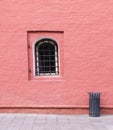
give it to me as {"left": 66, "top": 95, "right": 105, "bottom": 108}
{"left": 0, "top": 107, "right": 113, "bottom": 114}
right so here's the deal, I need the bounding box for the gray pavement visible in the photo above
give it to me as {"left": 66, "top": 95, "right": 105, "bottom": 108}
{"left": 0, "top": 114, "right": 113, "bottom": 130}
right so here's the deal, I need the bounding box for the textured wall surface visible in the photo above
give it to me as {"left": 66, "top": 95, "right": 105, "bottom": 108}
{"left": 0, "top": 0, "right": 113, "bottom": 113}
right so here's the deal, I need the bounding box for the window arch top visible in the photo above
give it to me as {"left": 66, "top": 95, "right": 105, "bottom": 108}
{"left": 35, "top": 38, "right": 58, "bottom": 48}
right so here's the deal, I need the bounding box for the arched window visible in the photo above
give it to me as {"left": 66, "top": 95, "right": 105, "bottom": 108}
{"left": 35, "top": 38, "right": 59, "bottom": 76}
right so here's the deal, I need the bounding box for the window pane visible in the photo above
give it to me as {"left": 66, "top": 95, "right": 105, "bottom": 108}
{"left": 35, "top": 38, "right": 59, "bottom": 76}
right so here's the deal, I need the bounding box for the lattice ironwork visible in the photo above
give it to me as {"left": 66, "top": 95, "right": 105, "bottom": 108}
{"left": 35, "top": 38, "right": 59, "bottom": 76}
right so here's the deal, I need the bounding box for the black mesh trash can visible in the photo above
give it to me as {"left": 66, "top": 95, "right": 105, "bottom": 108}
{"left": 89, "top": 92, "right": 100, "bottom": 117}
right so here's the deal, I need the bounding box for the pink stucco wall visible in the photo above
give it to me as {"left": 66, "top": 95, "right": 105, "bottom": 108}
{"left": 0, "top": 0, "right": 113, "bottom": 113}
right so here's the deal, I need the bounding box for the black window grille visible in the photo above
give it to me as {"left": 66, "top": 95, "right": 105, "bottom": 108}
{"left": 35, "top": 38, "right": 59, "bottom": 76}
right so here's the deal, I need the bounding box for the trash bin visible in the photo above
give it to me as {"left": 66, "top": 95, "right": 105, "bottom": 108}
{"left": 89, "top": 92, "right": 100, "bottom": 117}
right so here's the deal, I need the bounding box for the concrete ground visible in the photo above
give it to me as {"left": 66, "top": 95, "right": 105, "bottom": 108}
{"left": 0, "top": 114, "right": 113, "bottom": 130}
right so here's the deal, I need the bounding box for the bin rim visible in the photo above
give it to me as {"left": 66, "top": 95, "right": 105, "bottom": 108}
{"left": 88, "top": 92, "right": 101, "bottom": 94}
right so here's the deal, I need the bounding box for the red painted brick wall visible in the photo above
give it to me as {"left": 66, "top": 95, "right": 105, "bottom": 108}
{"left": 0, "top": 0, "right": 113, "bottom": 113}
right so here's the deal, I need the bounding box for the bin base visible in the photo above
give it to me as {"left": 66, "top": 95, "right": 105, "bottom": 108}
{"left": 89, "top": 113, "right": 100, "bottom": 117}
